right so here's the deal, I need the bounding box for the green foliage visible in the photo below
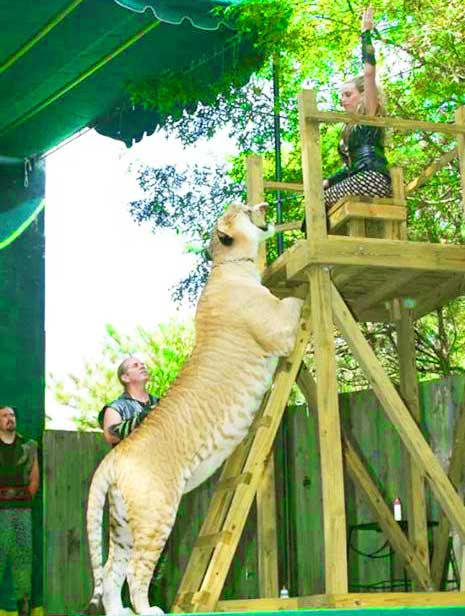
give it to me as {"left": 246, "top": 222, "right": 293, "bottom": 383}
{"left": 50, "top": 321, "right": 194, "bottom": 431}
{"left": 128, "top": 0, "right": 465, "bottom": 383}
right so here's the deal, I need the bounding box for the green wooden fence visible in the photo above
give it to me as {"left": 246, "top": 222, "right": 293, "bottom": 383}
{"left": 43, "top": 375, "right": 465, "bottom": 614}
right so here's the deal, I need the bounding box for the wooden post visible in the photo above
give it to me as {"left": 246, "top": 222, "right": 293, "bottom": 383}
{"left": 455, "top": 106, "right": 465, "bottom": 218}
{"left": 298, "top": 88, "right": 347, "bottom": 593}
{"left": 246, "top": 153, "right": 279, "bottom": 597}
{"left": 298, "top": 89, "right": 327, "bottom": 240}
{"left": 246, "top": 155, "right": 266, "bottom": 271}
{"left": 397, "top": 305, "right": 431, "bottom": 584}
{"left": 385, "top": 167, "right": 406, "bottom": 240}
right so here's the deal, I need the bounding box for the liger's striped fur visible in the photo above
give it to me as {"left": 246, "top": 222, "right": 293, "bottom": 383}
{"left": 86, "top": 202, "right": 303, "bottom": 615}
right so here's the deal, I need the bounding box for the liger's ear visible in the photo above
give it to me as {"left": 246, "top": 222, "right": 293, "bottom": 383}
{"left": 217, "top": 229, "right": 234, "bottom": 246}
{"left": 252, "top": 201, "right": 268, "bottom": 213}
{"left": 216, "top": 218, "right": 234, "bottom": 246}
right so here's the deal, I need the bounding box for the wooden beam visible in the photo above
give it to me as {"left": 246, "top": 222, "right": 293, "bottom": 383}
{"left": 343, "top": 432, "right": 432, "bottom": 590}
{"left": 413, "top": 273, "right": 465, "bottom": 320}
{"left": 264, "top": 180, "right": 303, "bottom": 193}
{"left": 329, "top": 203, "right": 406, "bottom": 233}
{"left": 256, "top": 455, "right": 279, "bottom": 598}
{"left": 275, "top": 221, "right": 301, "bottom": 232}
{"left": 431, "top": 393, "right": 465, "bottom": 588}
{"left": 456, "top": 106, "right": 465, "bottom": 217}
{"left": 331, "top": 266, "right": 365, "bottom": 289}
{"left": 305, "top": 108, "right": 465, "bottom": 136}
{"left": 356, "top": 271, "right": 419, "bottom": 313}
{"left": 217, "top": 591, "right": 465, "bottom": 611}
{"left": 396, "top": 306, "right": 430, "bottom": 584}
{"left": 330, "top": 282, "right": 465, "bottom": 541}
{"left": 298, "top": 90, "right": 327, "bottom": 239}
{"left": 405, "top": 148, "right": 458, "bottom": 195}
{"left": 287, "top": 237, "right": 465, "bottom": 281}
{"left": 308, "top": 266, "right": 347, "bottom": 593}
{"left": 247, "top": 155, "right": 267, "bottom": 271}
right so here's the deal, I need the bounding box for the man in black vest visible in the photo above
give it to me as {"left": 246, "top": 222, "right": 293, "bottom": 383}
{"left": 0, "top": 406, "right": 39, "bottom": 616}
{"left": 98, "top": 356, "right": 159, "bottom": 446}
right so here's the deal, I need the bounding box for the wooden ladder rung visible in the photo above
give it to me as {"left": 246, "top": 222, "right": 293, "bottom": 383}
{"left": 264, "top": 180, "right": 303, "bottom": 192}
{"left": 194, "top": 530, "right": 233, "bottom": 548}
{"left": 215, "top": 472, "right": 252, "bottom": 491}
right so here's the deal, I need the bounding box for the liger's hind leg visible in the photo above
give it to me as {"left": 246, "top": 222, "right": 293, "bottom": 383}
{"left": 102, "top": 489, "right": 133, "bottom": 616}
{"left": 127, "top": 513, "right": 176, "bottom": 615}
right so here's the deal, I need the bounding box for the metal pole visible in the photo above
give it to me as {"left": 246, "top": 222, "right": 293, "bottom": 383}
{"left": 272, "top": 56, "right": 284, "bottom": 255}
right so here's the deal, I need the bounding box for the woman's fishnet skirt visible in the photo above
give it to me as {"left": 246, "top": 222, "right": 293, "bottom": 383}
{"left": 324, "top": 170, "right": 392, "bottom": 208}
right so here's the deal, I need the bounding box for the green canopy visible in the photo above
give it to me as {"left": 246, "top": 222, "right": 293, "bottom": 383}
{"left": 0, "top": 0, "right": 260, "bottom": 248}
{"left": 0, "top": 0, "right": 257, "bottom": 159}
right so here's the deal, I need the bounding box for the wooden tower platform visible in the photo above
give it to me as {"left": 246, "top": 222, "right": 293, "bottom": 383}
{"left": 170, "top": 90, "right": 465, "bottom": 613}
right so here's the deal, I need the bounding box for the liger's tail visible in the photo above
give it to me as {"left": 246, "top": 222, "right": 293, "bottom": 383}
{"left": 84, "top": 454, "right": 114, "bottom": 613}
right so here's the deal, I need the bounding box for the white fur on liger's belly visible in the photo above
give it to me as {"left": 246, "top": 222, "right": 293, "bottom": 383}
{"left": 183, "top": 356, "right": 278, "bottom": 494}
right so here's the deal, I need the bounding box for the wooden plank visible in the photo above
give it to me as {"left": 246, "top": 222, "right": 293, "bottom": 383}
{"left": 256, "top": 455, "right": 279, "bottom": 598}
{"left": 305, "top": 108, "right": 465, "bottom": 136}
{"left": 298, "top": 89, "right": 326, "bottom": 239}
{"left": 343, "top": 432, "right": 432, "bottom": 590}
{"left": 300, "top": 591, "right": 465, "bottom": 608}
{"left": 356, "top": 271, "right": 419, "bottom": 313}
{"left": 216, "top": 596, "right": 299, "bottom": 611}
{"left": 397, "top": 306, "right": 430, "bottom": 584}
{"left": 246, "top": 155, "right": 266, "bottom": 271}
{"left": 413, "top": 273, "right": 465, "bottom": 320}
{"left": 329, "top": 203, "right": 406, "bottom": 233}
{"left": 331, "top": 283, "right": 465, "bottom": 541}
{"left": 309, "top": 266, "right": 347, "bottom": 593}
{"left": 263, "top": 180, "right": 303, "bottom": 193}
{"left": 431, "top": 392, "right": 465, "bottom": 588}
{"left": 455, "top": 106, "right": 465, "bottom": 217}
{"left": 287, "top": 237, "right": 465, "bottom": 281}
{"left": 331, "top": 265, "right": 364, "bottom": 289}
{"left": 185, "top": 294, "right": 313, "bottom": 612}
{"left": 274, "top": 221, "right": 301, "bottom": 232}
{"left": 217, "top": 591, "right": 465, "bottom": 610}
{"left": 405, "top": 147, "right": 458, "bottom": 195}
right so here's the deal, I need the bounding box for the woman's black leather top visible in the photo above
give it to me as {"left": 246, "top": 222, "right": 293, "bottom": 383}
{"left": 327, "top": 124, "right": 390, "bottom": 187}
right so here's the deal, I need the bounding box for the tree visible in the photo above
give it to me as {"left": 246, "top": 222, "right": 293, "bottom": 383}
{"left": 50, "top": 321, "right": 194, "bottom": 430}
{"left": 127, "top": 0, "right": 465, "bottom": 382}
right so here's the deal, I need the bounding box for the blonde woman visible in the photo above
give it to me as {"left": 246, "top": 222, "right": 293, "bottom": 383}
{"left": 322, "top": 7, "right": 392, "bottom": 210}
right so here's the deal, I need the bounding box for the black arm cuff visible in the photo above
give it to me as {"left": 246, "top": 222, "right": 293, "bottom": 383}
{"left": 361, "top": 30, "right": 376, "bottom": 65}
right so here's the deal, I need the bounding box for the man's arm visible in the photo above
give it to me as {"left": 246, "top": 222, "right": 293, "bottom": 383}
{"left": 102, "top": 407, "right": 124, "bottom": 445}
{"left": 28, "top": 452, "right": 39, "bottom": 497}
{"left": 102, "top": 405, "right": 152, "bottom": 445}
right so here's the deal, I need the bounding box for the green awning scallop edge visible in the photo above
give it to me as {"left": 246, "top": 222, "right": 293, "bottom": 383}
{"left": 113, "top": 0, "right": 240, "bottom": 31}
